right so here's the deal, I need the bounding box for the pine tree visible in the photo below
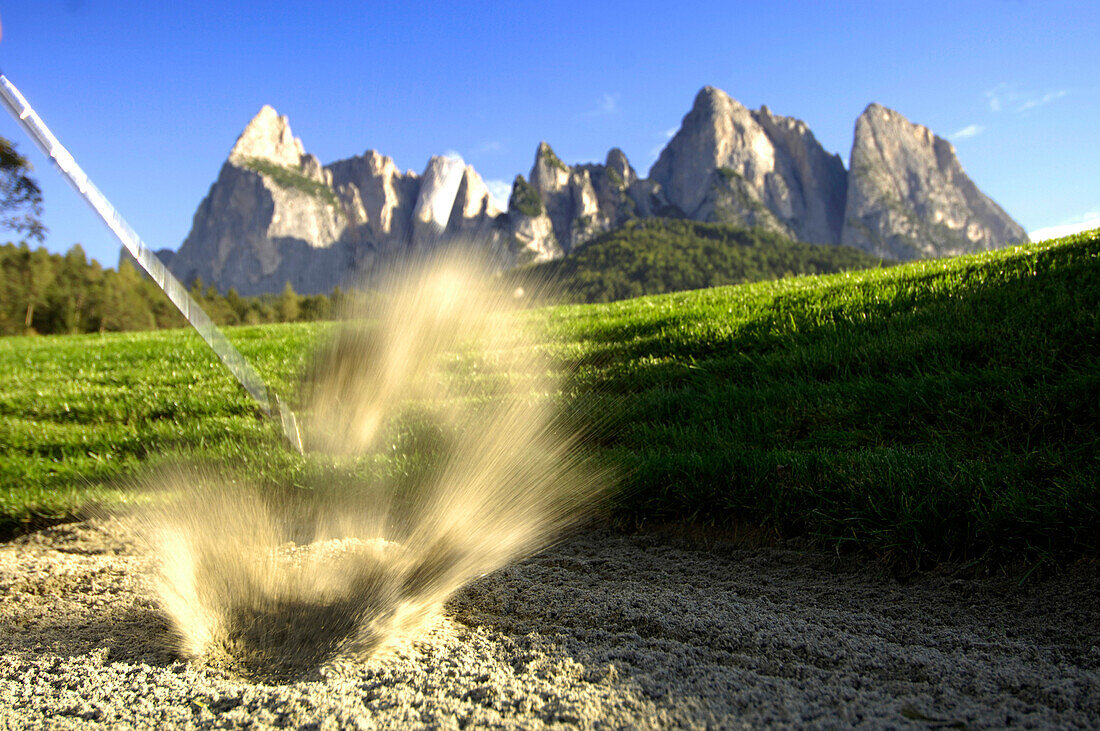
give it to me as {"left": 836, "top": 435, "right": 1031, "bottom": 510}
{"left": 276, "top": 281, "right": 300, "bottom": 322}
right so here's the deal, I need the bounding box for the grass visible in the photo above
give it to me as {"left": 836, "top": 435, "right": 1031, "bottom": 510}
{"left": 546, "top": 229, "right": 1099, "bottom": 564}
{"left": 0, "top": 322, "right": 320, "bottom": 533}
{"left": 1, "top": 229, "right": 1098, "bottom": 565}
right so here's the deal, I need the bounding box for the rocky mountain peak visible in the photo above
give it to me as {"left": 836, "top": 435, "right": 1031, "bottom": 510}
{"left": 412, "top": 155, "right": 468, "bottom": 240}
{"left": 857, "top": 103, "right": 937, "bottom": 149}
{"left": 861, "top": 102, "right": 889, "bottom": 119}
{"left": 531, "top": 141, "right": 571, "bottom": 193}
{"left": 228, "top": 105, "right": 306, "bottom": 168}
{"left": 842, "top": 103, "right": 1027, "bottom": 259}
{"left": 650, "top": 86, "right": 845, "bottom": 243}
{"left": 170, "top": 108, "right": 516, "bottom": 295}
{"left": 605, "top": 148, "right": 636, "bottom": 186}
{"left": 692, "top": 85, "right": 737, "bottom": 114}
{"left": 756, "top": 104, "right": 810, "bottom": 137}
{"left": 450, "top": 166, "right": 503, "bottom": 222}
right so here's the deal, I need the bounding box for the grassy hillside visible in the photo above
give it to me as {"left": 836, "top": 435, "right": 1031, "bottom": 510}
{"left": 0, "top": 322, "right": 319, "bottom": 529}
{"left": 1, "top": 229, "right": 1097, "bottom": 565}
{"left": 507, "top": 218, "right": 889, "bottom": 303}
{"left": 548, "top": 229, "right": 1099, "bottom": 563}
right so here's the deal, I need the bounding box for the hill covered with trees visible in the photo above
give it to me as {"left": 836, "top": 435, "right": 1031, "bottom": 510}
{"left": 507, "top": 218, "right": 890, "bottom": 303}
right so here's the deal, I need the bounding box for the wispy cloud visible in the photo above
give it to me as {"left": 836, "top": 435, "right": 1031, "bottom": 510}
{"left": 477, "top": 140, "right": 504, "bottom": 154}
{"left": 985, "top": 82, "right": 1012, "bottom": 112}
{"left": 648, "top": 128, "right": 679, "bottom": 161}
{"left": 1017, "top": 89, "right": 1068, "bottom": 112}
{"left": 950, "top": 124, "right": 984, "bottom": 141}
{"left": 582, "top": 92, "right": 620, "bottom": 118}
{"left": 442, "top": 149, "right": 464, "bottom": 162}
{"left": 985, "top": 83, "right": 1069, "bottom": 113}
{"left": 485, "top": 179, "right": 512, "bottom": 208}
{"left": 1028, "top": 211, "right": 1100, "bottom": 241}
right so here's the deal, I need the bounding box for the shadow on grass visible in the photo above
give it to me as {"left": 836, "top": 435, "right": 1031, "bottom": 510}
{"left": 556, "top": 238, "right": 1100, "bottom": 565}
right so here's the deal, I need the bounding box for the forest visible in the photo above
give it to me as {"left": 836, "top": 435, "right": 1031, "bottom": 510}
{"left": 0, "top": 242, "right": 335, "bottom": 336}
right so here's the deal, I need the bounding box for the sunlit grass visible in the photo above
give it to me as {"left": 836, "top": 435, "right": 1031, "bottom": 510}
{"left": 1, "top": 229, "right": 1097, "bottom": 564}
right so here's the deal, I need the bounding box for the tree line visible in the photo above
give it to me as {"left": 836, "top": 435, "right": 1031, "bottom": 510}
{"left": 2, "top": 218, "right": 894, "bottom": 336}
{"left": 0, "top": 241, "right": 340, "bottom": 336}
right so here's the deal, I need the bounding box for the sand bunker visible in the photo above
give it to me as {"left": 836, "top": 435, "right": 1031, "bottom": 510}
{"left": 2, "top": 518, "right": 1097, "bottom": 728}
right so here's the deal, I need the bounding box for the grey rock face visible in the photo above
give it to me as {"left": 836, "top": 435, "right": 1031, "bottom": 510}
{"left": 169, "top": 107, "right": 350, "bottom": 296}
{"left": 508, "top": 212, "right": 560, "bottom": 266}
{"left": 327, "top": 150, "right": 419, "bottom": 249}
{"left": 170, "top": 108, "right": 509, "bottom": 295}
{"left": 649, "top": 87, "right": 847, "bottom": 244}
{"left": 505, "top": 174, "right": 560, "bottom": 265}
{"left": 525, "top": 143, "right": 645, "bottom": 253}
{"left": 528, "top": 142, "right": 582, "bottom": 253}
{"left": 412, "top": 156, "right": 468, "bottom": 246}
{"left": 841, "top": 104, "right": 1028, "bottom": 260}
{"left": 754, "top": 105, "right": 848, "bottom": 244}
{"left": 226, "top": 105, "right": 306, "bottom": 168}
{"left": 577, "top": 148, "right": 642, "bottom": 230}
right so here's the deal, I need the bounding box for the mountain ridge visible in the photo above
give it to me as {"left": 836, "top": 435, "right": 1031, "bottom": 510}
{"left": 163, "top": 87, "right": 1027, "bottom": 295}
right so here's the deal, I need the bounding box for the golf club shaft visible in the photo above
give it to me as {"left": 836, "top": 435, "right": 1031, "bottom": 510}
{"left": 0, "top": 73, "right": 302, "bottom": 453}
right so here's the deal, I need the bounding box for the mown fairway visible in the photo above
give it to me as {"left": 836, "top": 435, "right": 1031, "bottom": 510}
{"left": 2, "top": 229, "right": 1097, "bottom": 564}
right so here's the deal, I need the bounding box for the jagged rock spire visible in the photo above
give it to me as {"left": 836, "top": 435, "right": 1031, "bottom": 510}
{"left": 228, "top": 105, "right": 306, "bottom": 167}
{"left": 841, "top": 103, "right": 1028, "bottom": 259}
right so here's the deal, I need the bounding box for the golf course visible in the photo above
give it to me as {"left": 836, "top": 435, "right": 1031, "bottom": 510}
{"left": 1, "top": 230, "right": 1097, "bottom": 726}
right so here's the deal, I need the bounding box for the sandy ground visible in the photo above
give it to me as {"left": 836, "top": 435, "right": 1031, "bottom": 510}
{"left": 1, "top": 519, "right": 1097, "bottom": 729}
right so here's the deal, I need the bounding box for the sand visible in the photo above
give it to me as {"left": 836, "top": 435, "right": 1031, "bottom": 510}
{"left": 1, "top": 518, "right": 1097, "bottom": 729}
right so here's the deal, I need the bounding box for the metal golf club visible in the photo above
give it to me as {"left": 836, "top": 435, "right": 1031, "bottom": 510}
{"left": 0, "top": 73, "right": 303, "bottom": 453}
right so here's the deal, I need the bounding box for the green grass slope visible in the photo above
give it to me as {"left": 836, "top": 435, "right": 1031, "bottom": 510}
{"left": 1, "top": 229, "right": 1097, "bottom": 564}
{"left": 508, "top": 218, "right": 889, "bottom": 303}
{"left": 548, "top": 229, "right": 1099, "bottom": 563}
{"left": 0, "top": 322, "right": 320, "bottom": 533}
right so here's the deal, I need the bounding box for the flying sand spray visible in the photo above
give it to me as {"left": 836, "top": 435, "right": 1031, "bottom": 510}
{"left": 1, "top": 72, "right": 609, "bottom": 678}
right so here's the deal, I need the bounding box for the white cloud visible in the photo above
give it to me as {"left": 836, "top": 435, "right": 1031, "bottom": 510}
{"left": 485, "top": 179, "right": 512, "bottom": 208}
{"left": 649, "top": 128, "right": 680, "bottom": 161}
{"left": 442, "top": 149, "right": 464, "bottom": 162}
{"left": 1028, "top": 211, "right": 1100, "bottom": 241}
{"left": 984, "top": 83, "right": 1069, "bottom": 113}
{"left": 582, "top": 92, "right": 620, "bottom": 118}
{"left": 950, "top": 124, "right": 984, "bottom": 140}
{"left": 477, "top": 140, "right": 503, "bottom": 154}
{"left": 1017, "top": 89, "right": 1068, "bottom": 112}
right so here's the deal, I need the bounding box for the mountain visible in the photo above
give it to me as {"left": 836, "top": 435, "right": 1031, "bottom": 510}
{"left": 167, "top": 107, "right": 506, "bottom": 296}
{"left": 649, "top": 86, "right": 848, "bottom": 245}
{"left": 166, "top": 89, "right": 1027, "bottom": 295}
{"left": 840, "top": 103, "right": 1028, "bottom": 259}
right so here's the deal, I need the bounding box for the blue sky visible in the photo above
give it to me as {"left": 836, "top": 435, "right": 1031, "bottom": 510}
{"left": 0, "top": 1, "right": 1096, "bottom": 267}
